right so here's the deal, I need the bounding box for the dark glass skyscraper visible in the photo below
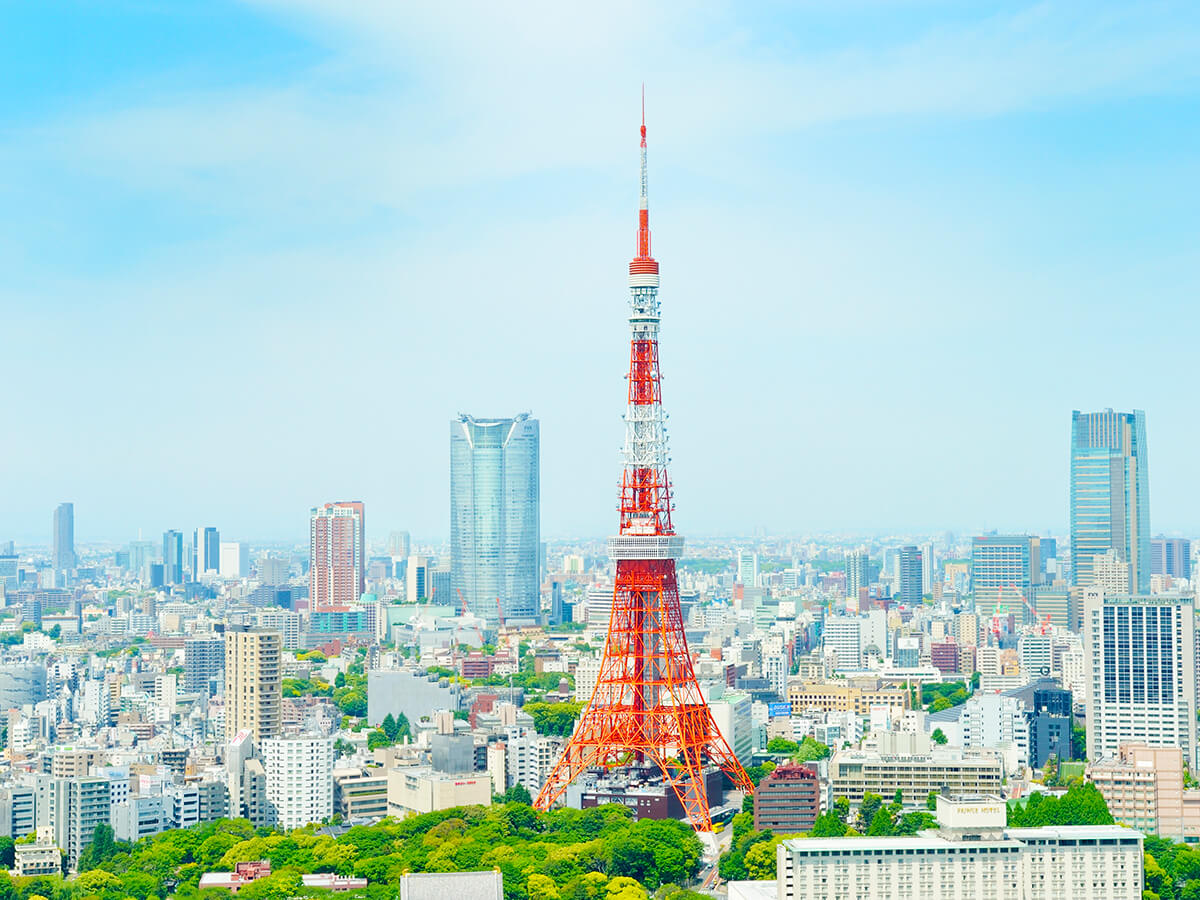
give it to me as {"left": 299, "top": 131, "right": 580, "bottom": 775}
{"left": 450, "top": 413, "right": 540, "bottom": 623}
{"left": 1070, "top": 409, "right": 1150, "bottom": 592}
{"left": 162, "top": 529, "right": 184, "bottom": 586}
{"left": 52, "top": 502, "right": 75, "bottom": 573}
{"left": 898, "top": 545, "right": 924, "bottom": 604}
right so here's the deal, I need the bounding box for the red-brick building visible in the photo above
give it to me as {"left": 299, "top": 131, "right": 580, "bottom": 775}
{"left": 753, "top": 764, "right": 820, "bottom": 833}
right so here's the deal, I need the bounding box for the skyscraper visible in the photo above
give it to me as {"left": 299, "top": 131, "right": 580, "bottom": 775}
{"left": 309, "top": 502, "right": 365, "bottom": 610}
{"left": 450, "top": 414, "right": 540, "bottom": 623}
{"left": 193, "top": 526, "right": 219, "bottom": 578}
{"left": 1070, "top": 409, "right": 1150, "bottom": 592}
{"left": 898, "top": 545, "right": 924, "bottom": 604}
{"left": 844, "top": 549, "right": 870, "bottom": 600}
{"left": 224, "top": 627, "right": 282, "bottom": 743}
{"left": 162, "top": 529, "right": 184, "bottom": 586}
{"left": 736, "top": 550, "right": 759, "bottom": 587}
{"left": 52, "top": 503, "right": 75, "bottom": 573}
{"left": 1084, "top": 589, "right": 1196, "bottom": 764}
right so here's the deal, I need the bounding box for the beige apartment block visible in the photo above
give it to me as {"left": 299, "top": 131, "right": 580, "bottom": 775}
{"left": 1088, "top": 743, "right": 1200, "bottom": 841}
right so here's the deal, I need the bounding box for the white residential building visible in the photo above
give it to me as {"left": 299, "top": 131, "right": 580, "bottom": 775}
{"left": 261, "top": 735, "right": 334, "bottom": 831}
{"left": 504, "top": 727, "right": 561, "bottom": 795}
{"left": 1084, "top": 590, "right": 1198, "bottom": 765}
{"left": 960, "top": 694, "right": 1031, "bottom": 771}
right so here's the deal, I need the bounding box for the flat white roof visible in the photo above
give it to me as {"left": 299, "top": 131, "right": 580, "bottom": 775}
{"left": 784, "top": 824, "right": 1142, "bottom": 855}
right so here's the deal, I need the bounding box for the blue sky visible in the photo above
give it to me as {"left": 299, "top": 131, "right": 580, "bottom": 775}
{"left": 3, "top": 1, "right": 1200, "bottom": 544}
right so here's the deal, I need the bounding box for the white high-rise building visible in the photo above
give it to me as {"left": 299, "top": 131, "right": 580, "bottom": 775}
{"left": 261, "top": 735, "right": 334, "bottom": 831}
{"left": 219, "top": 542, "right": 249, "bottom": 579}
{"left": 737, "top": 550, "right": 759, "bottom": 587}
{"left": 1085, "top": 589, "right": 1198, "bottom": 764}
{"left": 823, "top": 617, "right": 862, "bottom": 670}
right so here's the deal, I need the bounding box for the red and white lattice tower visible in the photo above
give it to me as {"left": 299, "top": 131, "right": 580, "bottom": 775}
{"left": 533, "top": 102, "right": 754, "bottom": 831}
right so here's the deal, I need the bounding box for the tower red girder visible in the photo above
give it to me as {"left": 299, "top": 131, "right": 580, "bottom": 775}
{"left": 533, "top": 103, "right": 754, "bottom": 832}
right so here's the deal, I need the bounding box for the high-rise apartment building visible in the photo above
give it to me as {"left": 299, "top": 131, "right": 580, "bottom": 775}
{"left": 162, "top": 529, "right": 184, "bottom": 585}
{"left": 1070, "top": 409, "right": 1150, "bottom": 592}
{"left": 224, "top": 628, "right": 282, "bottom": 743}
{"left": 823, "top": 617, "right": 862, "bottom": 670}
{"left": 898, "top": 545, "right": 924, "bottom": 604}
{"left": 52, "top": 503, "right": 75, "bottom": 573}
{"left": 844, "top": 549, "right": 869, "bottom": 600}
{"left": 450, "top": 414, "right": 539, "bottom": 623}
{"left": 971, "top": 533, "right": 1040, "bottom": 613}
{"left": 1084, "top": 589, "right": 1196, "bottom": 764}
{"left": 261, "top": 735, "right": 334, "bottom": 831}
{"left": 1152, "top": 538, "right": 1191, "bottom": 580}
{"left": 309, "top": 501, "right": 365, "bottom": 610}
{"left": 192, "top": 527, "right": 219, "bottom": 578}
{"left": 184, "top": 636, "right": 226, "bottom": 695}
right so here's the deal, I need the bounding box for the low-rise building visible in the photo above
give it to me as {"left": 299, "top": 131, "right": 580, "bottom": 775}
{"left": 386, "top": 767, "right": 492, "bottom": 816}
{"left": 333, "top": 768, "right": 388, "bottom": 822}
{"left": 830, "top": 733, "right": 1002, "bottom": 805}
{"left": 753, "top": 796, "right": 1142, "bottom": 900}
{"left": 13, "top": 827, "right": 60, "bottom": 877}
{"left": 787, "top": 680, "right": 909, "bottom": 717}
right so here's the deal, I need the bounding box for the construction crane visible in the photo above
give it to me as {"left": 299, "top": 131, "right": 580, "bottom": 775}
{"left": 457, "top": 588, "right": 485, "bottom": 648}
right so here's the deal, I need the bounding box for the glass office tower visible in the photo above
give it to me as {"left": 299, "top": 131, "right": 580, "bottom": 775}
{"left": 1070, "top": 409, "right": 1150, "bottom": 593}
{"left": 450, "top": 413, "right": 540, "bottom": 623}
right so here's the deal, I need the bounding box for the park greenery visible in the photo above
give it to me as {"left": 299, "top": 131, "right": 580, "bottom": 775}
{"left": 919, "top": 681, "right": 970, "bottom": 713}
{"left": 762, "top": 736, "right": 831, "bottom": 763}
{"left": 523, "top": 702, "right": 585, "bottom": 737}
{"left": 17, "top": 803, "right": 710, "bottom": 900}
{"left": 1005, "top": 782, "right": 1112, "bottom": 827}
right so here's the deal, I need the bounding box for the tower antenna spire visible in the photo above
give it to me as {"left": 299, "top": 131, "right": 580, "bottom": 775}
{"left": 638, "top": 87, "right": 651, "bottom": 259}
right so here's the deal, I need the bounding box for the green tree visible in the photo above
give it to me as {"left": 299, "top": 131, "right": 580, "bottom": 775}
{"left": 893, "top": 787, "right": 904, "bottom": 807}
{"left": 895, "top": 811, "right": 937, "bottom": 835}
{"left": 931, "top": 728, "right": 948, "bottom": 745}
{"left": 743, "top": 841, "right": 778, "bottom": 879}
{"left": 833, "top": 797, "right": 850, "bottom": 823}
{"left": 505, "top": 783, "right": 533, "bottom": 805}
{"left": 857, "top": 793, "right": 884, "bottom": 831}
{"left": 1144, "top": 853, "right": 1171, "bottom": 899}
{"left": 0, "top": 836, "right": 14, "bottom": 868}
{"left": 765, "top": 737, "right": 799, "bottom": 755}
{"left": 930, "top": 696, "right": 953, "bottom": 712}
{"left": 866, "top": 807, "right": 894, "bottom": 836}
{"left": 926, "top": 791, "right": 938, "bottom": 811}
{"left": 792, "top": 736, "right": 831, "bottom": 762}
{"left": 811, "top": 812, "right": 847, "bottom": 837}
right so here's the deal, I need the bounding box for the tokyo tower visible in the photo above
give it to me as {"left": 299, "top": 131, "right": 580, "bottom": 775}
{"left": 533, "top": 102, "right": 754, "bottom": 831}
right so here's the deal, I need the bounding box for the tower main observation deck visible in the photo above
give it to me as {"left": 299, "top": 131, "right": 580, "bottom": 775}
{"left": 533, "top": 106, "right": 754, "bottom": 832}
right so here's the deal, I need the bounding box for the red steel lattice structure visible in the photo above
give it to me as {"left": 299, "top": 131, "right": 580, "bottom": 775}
{"left": 533, "top": 104, "right": 754, "bottom": 831}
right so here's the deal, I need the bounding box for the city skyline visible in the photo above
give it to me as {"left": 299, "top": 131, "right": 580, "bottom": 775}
{"left": 6, "top": 3, "right": 1200, "bottom": 542}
